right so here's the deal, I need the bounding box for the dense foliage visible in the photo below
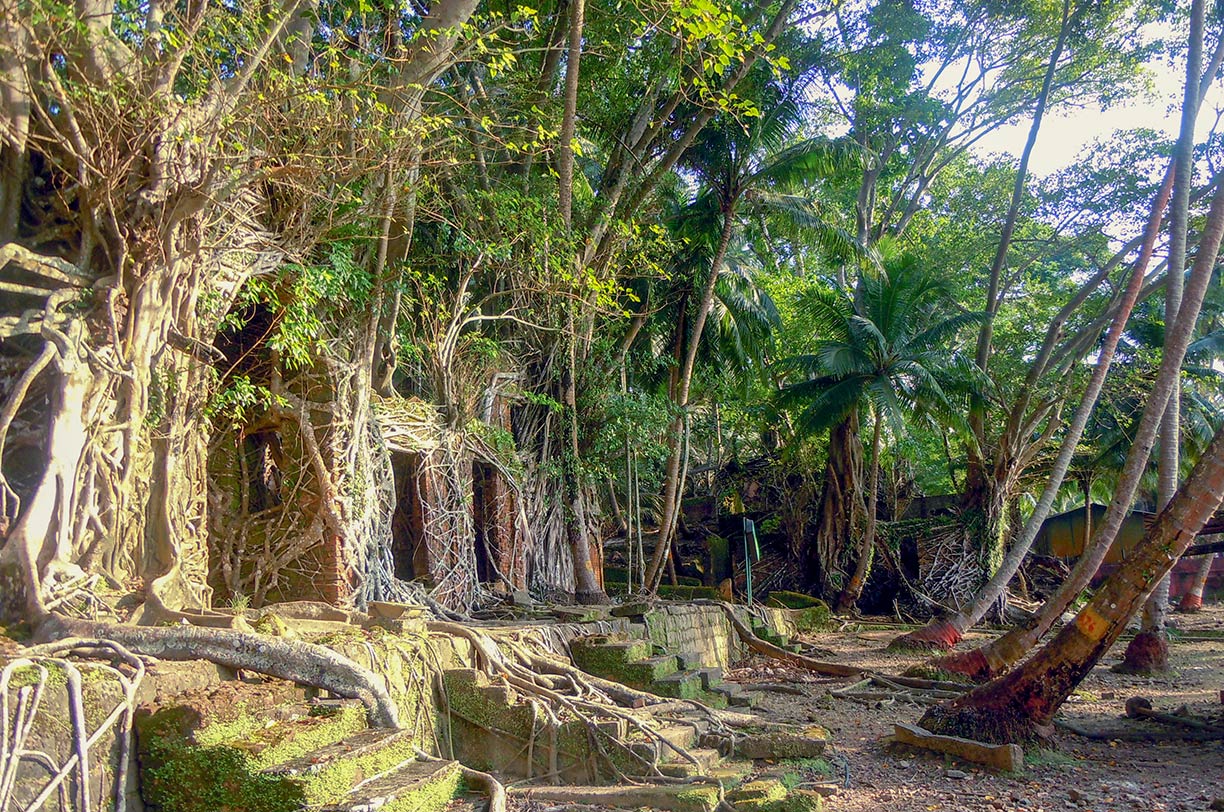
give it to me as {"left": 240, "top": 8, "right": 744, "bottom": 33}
{"left": 1, "top": 0, "right": 1221, "bottom": 619}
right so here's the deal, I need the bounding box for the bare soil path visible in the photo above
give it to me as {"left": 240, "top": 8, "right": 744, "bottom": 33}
{"left": 725, "top": 605, "right": 1224, "bottom": 812}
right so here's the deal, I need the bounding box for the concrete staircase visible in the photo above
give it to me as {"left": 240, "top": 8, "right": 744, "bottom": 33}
{"left": 569, "top": 632, "right": 765, "bottom": 708}
{"left": 441, "top": 666, "right": 737, "bottom": 783}
{"left": 129, "top": 612, "right": 830, "bottom": 812}
{"left": 438, "top": 665, "right": 829, "bottom": 788}
{"left": 135, "top": 696, "right": 462, "bottom": 812}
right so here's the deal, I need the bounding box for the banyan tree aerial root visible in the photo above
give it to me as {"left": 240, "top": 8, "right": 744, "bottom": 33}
{"left": 33, "top": 613, "right": 400, "bottom": 728}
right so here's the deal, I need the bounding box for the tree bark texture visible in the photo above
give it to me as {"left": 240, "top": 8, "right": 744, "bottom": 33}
{"left": 919, "top": 419, "right": 1224, "bottom": 744}
{"left": 932, "top": 166, "right": 1224, "bottom": 681}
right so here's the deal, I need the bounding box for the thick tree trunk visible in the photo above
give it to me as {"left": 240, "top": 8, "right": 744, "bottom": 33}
{"left": 919, "top": 420, "right": 1224, "bottom": 745}
{"left": 645, "top": 206, "right": 736, "bottom": 591}
{"left": 837, "top": 411, "right": 880, "bottom": 612}
{"left": 557, "top": 0, "right": 584, "bottom": 227}
{"left": 0, "top": 242, "right": 229, "bottom": 623}
{"left": 928, "top": 166, "right": 1224, "bottom": 681}
{"left": 565, "top": 325, "right": 607, "bottom": 604}
{"left": 807, "top": 413, "right": 864, "bottom": 600}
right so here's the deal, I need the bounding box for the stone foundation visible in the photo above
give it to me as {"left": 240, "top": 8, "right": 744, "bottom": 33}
{"left": 640, "top": 603, "right": 795, "bottom": 669}
{"left": 1, "top": 601, "right": 815, "bottom": 809}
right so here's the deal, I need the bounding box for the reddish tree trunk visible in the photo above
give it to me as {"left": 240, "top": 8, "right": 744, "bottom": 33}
{"left": 919, "top": 421, "right": 1224, "bottom": 744}
{"left": 1176, "top": 553, "right": 1214, "bottom": 612}
{"left": 923, "top": 167, "right": 1224, "bottom": 681}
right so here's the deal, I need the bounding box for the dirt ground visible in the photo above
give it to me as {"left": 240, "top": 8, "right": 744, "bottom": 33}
{"left": 726, "top": 604, "right": 1224, "bottom": 812}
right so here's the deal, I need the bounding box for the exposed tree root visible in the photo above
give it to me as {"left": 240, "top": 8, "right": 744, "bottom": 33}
{"left": 693, "top": 600, "right": 862, "bottom": 678}
{"left": 34, "top": 613, "right": 399, "bottom": 728}
{"left": 1113, "top": 631, "right": 1170, "bottom": 676}
{"left": 427, "top": 620, "right": 722, "bottom": 781}
{"left": 1, "top": 638, "right": 144, "bottom": 812}
{"left": 415, "top": 748, "right": 507, "bottom": 812}
{"left": 919, "top": 700, "right": 1052, "bottom": 747}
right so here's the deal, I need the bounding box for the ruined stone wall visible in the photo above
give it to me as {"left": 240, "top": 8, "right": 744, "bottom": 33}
{"left": 642, "top": 604, "right": 795, "bottom": 669}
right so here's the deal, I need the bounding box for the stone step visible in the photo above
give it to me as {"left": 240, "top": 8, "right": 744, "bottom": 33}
{"left": 263, "top": 728, "right": 418, "bottom": 807}
{"left": 676, "top": 651, "right": 705, "bottom": 670}
{"left": 510, "top": 783, "right": 721, "bottom": 812}
{"left": 623, "top": 654, "right": 681, "bottom": 683}
{"left": 135, "top": 698, "right": 374, "bottom": 812}
{"left": 476, "top": 682, "right": 517, "bottom": 706}
{"left": 706, "top": 760, "right": 756, "bottom": 786}
{"left": 570, "top": 635, "right": 653, "bottom": 674}
{"left": 321, "top": 758, "right": 463, "bottom": 812}
{"left": 653, "top": 670, "right": 703, "bottom": 699}
{"left": 657, "top": 746, "right": 723, "bottom": 777}
{"left": 727, "top": 778, "right": 824, "bottom": 812}
{"left": 752, "top": 626, "right": 786, "bottom": 646}
{"left": 724, "top": 727, "right": 830, "bottom": 760}
{"left": 711, "top": 682, "right": 757, "bottom": 708}
{"left": 694, "top": 667, "right": 724, "bottom": 690}
{"left": 443, "top": 667, "right": 616, "bottom": 783}
{"left": 628, "top": 721, "right": 703, "bottom": 762}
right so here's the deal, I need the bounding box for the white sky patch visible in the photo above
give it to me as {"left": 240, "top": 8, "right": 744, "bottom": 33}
{"left": 977, "top": 32, "right": 1224, "bottom": 176}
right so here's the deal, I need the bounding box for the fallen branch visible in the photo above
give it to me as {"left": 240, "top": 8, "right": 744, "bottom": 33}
{"left": 1124, "top": 697, "right": 1224, "bottom": 734}
{"left": 692, "top": 601, "right": 862, "bottom": 678}
{"left": 1054, "top": 717, "right": 1224, "bottom": 742}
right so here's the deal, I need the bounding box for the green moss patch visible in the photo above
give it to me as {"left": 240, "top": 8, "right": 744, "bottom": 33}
{"left": 766, "top": 592, "right": 825, "bottom": 610}
{"left": 728, "top": 780, "right": 823, "bottom": 812}
{"left": 295, "top": 734, "right": 418, "bottom": 807}
{"left": 136, "top": 702, "right": 373, "bottom": 812}
{"left": 674, "top": 784, "right": 721, "bottom": 812}
{"left": 570, "top": 635, "right": 652, "bottom": 679}
{"left": 790, "top": 606, "right": 833, "bottom": 633}
{"left": 242, "top": 705, "right": 366, "bottom": 769}
{"left": 657, "top": 585, "right": 720, "bottom": 600}
{"left": 375, "top": 765, "right": 465, "bottom": 812}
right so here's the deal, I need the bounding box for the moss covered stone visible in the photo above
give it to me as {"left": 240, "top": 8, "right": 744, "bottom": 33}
{"left": 766, "top": 592, "right": 825, "bottom": 610}
{"left": 142, "top": 742, "right": 305, "bottom": 812}
{"left": 728, "top": 780, "right": 823, "bottom": 812}
{"left": 277, "top": 731, "right": 420, "bottom": 807}
{"left": 705, "top": 534, "right": 731, "bottom": 583}
{"left": 239, "top": 705, "right": 367, "bottom": 769}
{"left": 135, "top": 701, "right": 371, "bottom": 812}
{"left": 328, "top": 764, "right": 465, "bottom": 812}
{"left": 136, "top": 707, "right": 303, "bottom": 812}
{"left": 674, "top": 784, "right": 721, "bottom": 812}
{"left": 569, "top": 635, "right": 652, "bottom": 680}
{"left": 732, "top": 727, "right": 829, "bottom": 760}
{"left": 657, "top": 585, "right": 720, "bottom": 600}
{"left": 789, "top": 604, "right": 833, "bottom": 633}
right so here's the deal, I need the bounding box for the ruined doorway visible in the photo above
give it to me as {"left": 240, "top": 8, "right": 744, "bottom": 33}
{"left": 390, "top": 450, "right": 430, "bottom": 581}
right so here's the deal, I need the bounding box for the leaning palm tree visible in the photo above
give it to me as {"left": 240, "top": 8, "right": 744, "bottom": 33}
{"left": 642, "top": 79, "right": 862, "bottom": 592}
{"left": 781, "top": 255, "right": 983, "bottom": 611}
